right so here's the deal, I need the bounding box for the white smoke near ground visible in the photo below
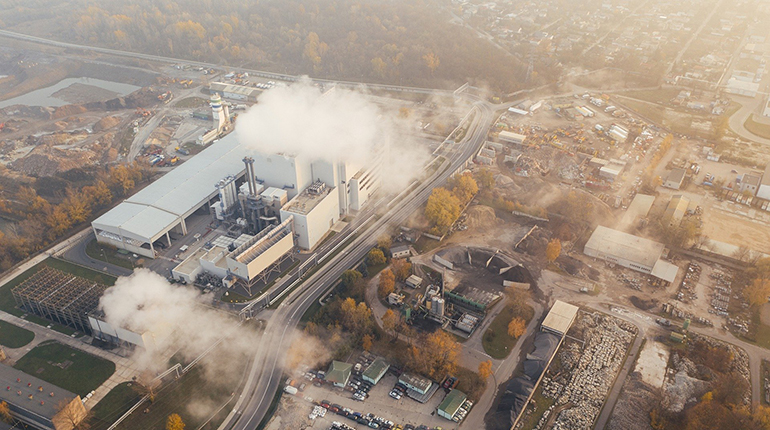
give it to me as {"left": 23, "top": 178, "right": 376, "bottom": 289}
{"left": 236, "top": 78, "right": 430, "bottom": 194}
{"left": 98, "top": 269, "right": 253, "bottom": 373}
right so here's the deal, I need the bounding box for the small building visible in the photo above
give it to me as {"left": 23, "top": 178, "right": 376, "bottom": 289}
{"left": 759, "top": 164, "right": 770, "bottom": 200}
{"left": 387, "top": 292, "right": 405, "bottom": 306}
{"left": 740, "top": 173, "right": 762, "bottom": 195}
{"left": 584, "top": 226, "right": 679, "bottom": 283}
{"left": 437, "top": 389, "right": 468, "bottom": 420}
{"left": 209, "top": 82, "right": 261, "bottom": 102}
{"left": 498, "top": 131, "right": 526, "bottom": 145}
{"left": 390, "top": 244, "right": 411, "bottom": 259}
{"left": 619, "top": 194, "right": 655, "bottom": 229}
{"left": 325, "top": 361, "right": 352, "bottom": 387}
{"left": 398, "top": 373, "right": 433, "bottom": 395}
{"left": 599, "top": 162, "right": 625, "bottom": 182}
{"left": 663, "top": 168, "right": 686, "bottom": 190}
{"left": 362, "top": 358, "right": 390, "bottom": 385}
{"left": 541, "top": 300, "right": 579, "bottom": 337}
{"left": 0, "top": 363, "right": 87, "bottom": 430}
{"left": 405, "top": 275, "right": 423, "bottom": 289}
{"left": 663, "top": 195, "right": 690, "bottom": 226}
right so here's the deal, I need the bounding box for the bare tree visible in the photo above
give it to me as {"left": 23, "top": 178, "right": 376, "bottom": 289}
{"left": 54, "top": 398, "right": 91, "bottom": 430}
{"left": 133, "top": 372, "right": 161, "bottom": 403}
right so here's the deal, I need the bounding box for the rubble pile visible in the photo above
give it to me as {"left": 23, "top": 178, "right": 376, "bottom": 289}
{"left": 548, "top": 313, "right": 637, "bottom": 429}
{"left": 606, "top": 373, "right": 657, "bottom": 430}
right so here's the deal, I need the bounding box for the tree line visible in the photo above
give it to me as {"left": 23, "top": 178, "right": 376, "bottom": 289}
{"left": 0, "top": 0, "right": 528, "bottom": 92}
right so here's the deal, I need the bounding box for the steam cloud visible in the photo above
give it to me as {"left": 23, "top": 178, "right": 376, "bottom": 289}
{"left": 99, "top": 270, "right": 252, "bottom": 372}
{"left": 236, "top": 78, "right": 429, "bottom": 193}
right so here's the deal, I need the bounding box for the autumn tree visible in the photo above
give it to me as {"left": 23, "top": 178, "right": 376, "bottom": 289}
{"left": 378, "top": 269, "right": 395, "bottom": 298}
{"left": 476, "top": 169, "right": 495, "bottom": 191}
{"left": 449, "top": 174, "right": 479, "bottom": 203}
{"left": 133, "top": 372, "right": 161, "bottom": 403}
{"left": 0, "top": 401, "right": 11, "bottom": 423}
{"left": 377, "top": 235, "right": 392, "bottom": 251}
{"left": 507, "top": 317, "right": 526, "bottom": 338}
{"left": 55, "top": 398, "right": 90, "bottom": 430}
{"left": 425, "top": 187, "right": 461, "bottom": 233}
{"left": 367, "top": 248, "right": 386, "bottom": 266}
{"left": 545, "top": 238, "right": 561, "bottom": 263}
{"left": 166, "top": 413, "right": 185, "bottom": 430}
{"left": 341, "top": 269, "right": 363, "bottom": 289}
{"left": 391, "top": 258, "right": 412, "bottom": 282}
{"left": 340, "top": 298, "right": 373, "bottom": 338}
{"left": 362, "top": 334, "right": 373, "bottom": 352}
{"left": 743, "top": 278, "right": 770, "bottom": 308}
{"left": 478, "top": 360, "right": 493, "bottom": 381}
{"left": 423, "top": 52, "right": 440, "bottom": 75}
{"left": 410, "top": 330, "right": 460, "bottom": 379}
{"left": 382, "top": 309, "right": 399, "bottom": 340}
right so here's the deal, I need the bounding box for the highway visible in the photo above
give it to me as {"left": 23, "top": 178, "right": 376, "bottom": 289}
{"left": 218, "top": 101, "right": 496, "bottom": 430}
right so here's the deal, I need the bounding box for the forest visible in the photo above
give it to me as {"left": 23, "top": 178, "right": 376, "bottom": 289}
{"left": 0, "top": 0, "right": 529, "bottom": 92}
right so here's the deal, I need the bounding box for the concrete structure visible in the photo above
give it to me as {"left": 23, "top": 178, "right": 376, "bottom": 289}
{"left": 541, "top": 300, "right": 579, "bottom": 336}
{"left": 89, "top": 311, "right": 156, "bottom": 351}
{"left": 0, "top": 364, "right": 87, "bottom": 430}
{"left": 209, "top": 82, "right": 261, "bottom": 102}
{"left": 663, "top": 168, "right": 686, "bottom": 190}
{"left": 740, "top": 173, "right": 762, "bottom": 195}
{"left": 498, "top": 131, "right": 526, "bottom": 145}
{"left": 280, "top": 181, "right": 339, "bottom": 250}
{"left": 584, "top": 226, "right": 678, "bottom": 282}
{"left": 599, "top": 161, "right": 625, "bottom": 182}
{"left": 759, "top": 164, "right": 770, "bottom": 200}
{"left": 210, "top": 93, "right": 231, "bottom": 134}
{"left": 663, "top": 195, "right": 690, "bottom": 226}
{"left": 619, "top": 194, "right": 655, "bottom": 229}
{"left": 390, "top": 244, "right": 411, "bottom": 259}
{"left": 326, "top": 361, "right": 352, "bottom": 387}
{"left": 362, "top": 358, "right": 389, "bottom": 385}
{"left": 725, "top": 77, "right": 760, "bottom": 97}
{"left": 437, "top": 389, "right": 467, "bottom": 420}
{"left": 405, "top": 275, "right": 423, "bottom": 289}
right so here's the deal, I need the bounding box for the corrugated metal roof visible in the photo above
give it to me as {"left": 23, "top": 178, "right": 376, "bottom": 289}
{"left": 541, "top": 300, "right": 578, "bottom": 335}
{"left": 584, "top": 226, "right": 664, "bottom": 269}
{"left": 651, "top": 260, "right": 679, "bottom": 283}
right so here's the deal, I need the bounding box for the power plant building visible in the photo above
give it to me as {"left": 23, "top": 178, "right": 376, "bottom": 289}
{"left": 280, "top": 181, "right": 340, "bottom": 250}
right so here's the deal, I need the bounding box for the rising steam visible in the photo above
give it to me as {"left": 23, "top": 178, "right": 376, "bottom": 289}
{"left": 236, "top": 78, "right": 429, "bottom": 193}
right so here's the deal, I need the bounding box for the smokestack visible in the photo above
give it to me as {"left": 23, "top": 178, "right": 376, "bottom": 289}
{"left": 243, "top": 157, "right": 254, "bottom": 196}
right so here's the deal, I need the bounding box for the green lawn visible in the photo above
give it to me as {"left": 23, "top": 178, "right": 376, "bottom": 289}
{"left": 482, "top": 302, "right": 535, "bottom": 359}
{"left": 744, "top": 114, "right": 770, "bottom": 140}
{"left": 14, "top": 341, "right": 115, "bottom": 396}
{"left": 85, "top": 239, "right": 135, "bottom": 270}
{"left": 89, "top": 382, "right": 141, "bottom": 429}
{"left": 0, "top": 320, "right": 34, "bottom": 348}
{"left": 173, "top": 97, "right": 209, "bottom": 108}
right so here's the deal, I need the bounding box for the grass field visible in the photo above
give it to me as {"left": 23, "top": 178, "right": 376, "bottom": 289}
{"left": 0, "top": 320, "right": 34, "bottom": 348}
{"left": 0, "top": 258, "right": 115, "bottom": 333}
{"left": 14, "top": 341, "right": 115, "bottom": 396}
{"left": 744, "top": 114, "right": 770, "bottom": 140}
{"left": 85, "top": 239, "right": 135, "bottom": 270}
{"left": 621, "top": 88, "right": 682, "bottom": 104}
{"left": 89, "top": 382, "right": 141, "bottom": 429}
{"left": 174, "top": 96, "right": 209, "bottom": 108}
{"left": 482, "top": 302, "right": 535, "bottom": 359}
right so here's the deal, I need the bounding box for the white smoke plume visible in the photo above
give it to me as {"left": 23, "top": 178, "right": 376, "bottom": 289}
{"left": 236, "top": 78, "right": 430, "bottom": 193}
{"left": 98, "top": 269, "right": 252, "bottom": 373}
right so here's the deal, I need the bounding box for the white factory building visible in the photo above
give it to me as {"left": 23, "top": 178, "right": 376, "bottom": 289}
{"left": 584, "top": 226, "right": 679, "bottom": 285}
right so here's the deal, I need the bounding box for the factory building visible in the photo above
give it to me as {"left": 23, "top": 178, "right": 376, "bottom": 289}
{"left": 209, "top": 82, "right": 261, "bottom": 103}
{"left": 280, "top": 181, "right": 340, "bottom": 250}
{"left": 89, "top": 311, "right": 157, "bottom": 351}
{"left": 584, "top": 226, "right": 679, "bottom": 285}
{"left": 12, "top": 267, "right": 108, "bottom": 334}
{"left": 0, "top": 364, "right": 87, "bottom": 430}
{"left": 498, "top": 131, "right": 526, "bottom": 145}
{"left": 759, "top": 164, "right": 770, "bottom": 200}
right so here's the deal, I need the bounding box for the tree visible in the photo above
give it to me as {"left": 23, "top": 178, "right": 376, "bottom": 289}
{"left": 545, "top": 238, "right": 561, "bottom": 263}
{"left": 133, "top": 372, "right": 161, "bottom": 403}
{"left": 391, "top": 258, "right": 412, "bottom": 282}
{"left": 425, "top": 187, "right": 461, "bottom": 233}
{"left": 423, "top": 52, "right": 440, "bottom": 75}
{"left": 166, "top": 413, "right": 185, "bottom": 430}
{"left": 743, "top": 278, "right": 770, "bottom": 308}
{"left": 410, "top": 330, "right": 460, "bottom": 379}
{"left": 449, "top": 174, "right": 479, "bottom": 203}
{"left": 55, "top": 398, "right": 90, "bottom": 430}
{"left": 362, "top": 334, "right": 373, "bottom": 352}
{"left": 478, "top": 360, "right": 493, "bottom": 381}
{"left": 507, "top": 317, "right": 526, "bottom": 338}
{"left": 340, "top": 298, "right": 372, "bottom": 338}
{"left": 367, "top": 248, "right": 386, "bottom": 266}
{"left": 476, "top": 169, "right": 495, "bottom": 190}
{"left": 341, "top": 270, "right": 363, "bottom": 288}
{"left": 0, "top": 401, "right": 11, "bottom": 423}
{"left": 382, "top": 309, "right": 398, "bottom": 339}
{"left": 378, "top": 269, "right": 395, "bottom": 298}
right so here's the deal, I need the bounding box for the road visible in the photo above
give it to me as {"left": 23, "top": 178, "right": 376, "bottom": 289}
{"left": 218, "top": 98, "right": 496, "bottom": 430}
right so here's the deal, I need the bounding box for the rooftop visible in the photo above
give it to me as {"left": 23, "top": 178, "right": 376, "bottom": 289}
{"left": 172, "top": 247, "right": 209, "bottom": 276}
{"left": 584, "top": 226, "right": 665, "bottom": 269}
{"left": 620, "top": 194, "right": 655, "bottom": 227}
{"left": 282, "top": 182, "right": 334, "bottom": 215}
{"left": 398, "top": 373, "right": 433, "bottom": 392}
{"left": 541, "top": 300, "right": 579, "bottom": 335}
{"left": 210, "top": 82, "right": 262, "bottom": 97}
{"left": 438, "top": 389, "right": 467, "bottom": 415}
{"left": 651, "top": 260, "right": 679, "bottom": 283}
{"left": 362, "top": 358, "right": 389, "bottom": 380}
{"left": 0, "top": 362, "right": 79, "bottom": 420}
{"left": 743, "top": 173, "right": 762, "bottom": 187}
{"left": 762, "top": 164, "right": 770, "bottom": 187}
{"left": 664, "top": 195, "right": 690, "bottom": 223}
{"left": 326, "top": 361, "right": 352, "bottom": 384}
{"left": 666, "top": 168, "right": 686, "bottom": 184}
{"left": 498, "top": 131, "right": 527, "bottom": 142}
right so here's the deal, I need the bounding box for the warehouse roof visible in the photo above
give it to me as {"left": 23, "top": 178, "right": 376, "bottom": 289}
{"left": 363, "top": 358, "right": 389, "bottom": 381}
{"left": 93, "top": 133, "right": 259, "bottom": 242}
{"left": 498, "top": 131, "right": 526, "bottom": 142}
{"left": 541, "top": 300, "right": 578, "bottom": 336}
{"left": 620, "top": 194, "right": 655, "bottom": 228}
{"left": 438, "top": 389, "right": 467, "bottom": 415}
{"left": 651, "top": 260, "right": 679, "bottom": 283}
{"left": 664, "top": 195, "right": 690, "bottom": 224}
{"left": 584, "top": 226, "right": 665, "bottom": 269}
{"left": 666, "top": 168, "right": 686, "bottom": 185}
{"left": 0, "top": 362, "right": 79, "bottom": 421}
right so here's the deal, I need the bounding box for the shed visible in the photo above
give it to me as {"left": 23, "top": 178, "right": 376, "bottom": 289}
{"left": 398, "top": 373, "right": 433, "bottom": 395}
{"left": 405, "top": 275, "right": 423, "bottom": 289}
{"left": 390, "top": 245, "right": 411, "bottom": 259}
{"left": 663, "top": 168, "right": 686, "bottom": 190}
{"left": 362, "top": 358, "right": 390, "bottom": 385}
{"left": 541, "top": 300, "right": 579, "bottom": 336}
{"left": 325, "top": 361, "right": 352, "bottom": 387}
{"left": 438, "top": 389, "right": 467, "bottom": 420}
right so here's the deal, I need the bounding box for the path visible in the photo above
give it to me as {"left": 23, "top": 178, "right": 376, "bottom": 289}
{"left": 728, "top": 96, "right": 770, "bottom": 146}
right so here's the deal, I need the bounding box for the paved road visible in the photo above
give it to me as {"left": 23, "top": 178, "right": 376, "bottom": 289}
{"left": 218, "top": 98, "right": 497, "bottom": 430}
{"left": 61, "top": 232, "right": 133, "bottom": 278}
